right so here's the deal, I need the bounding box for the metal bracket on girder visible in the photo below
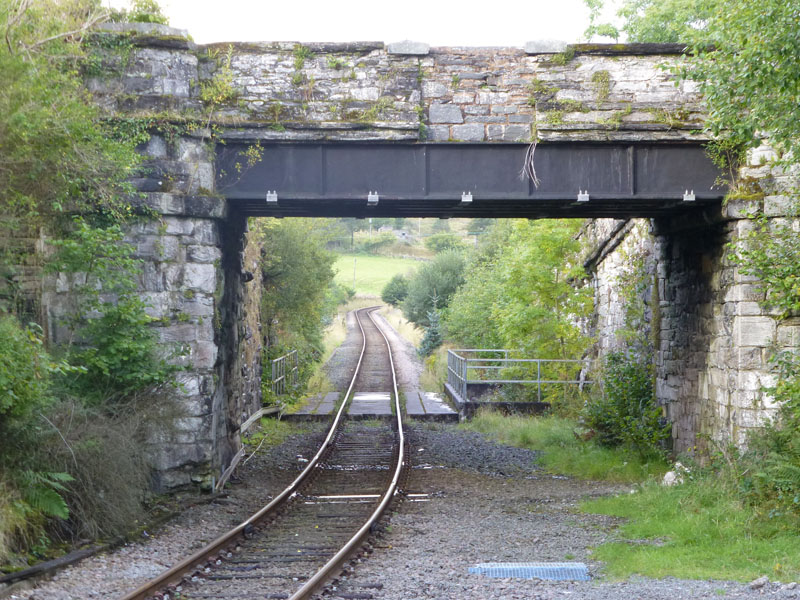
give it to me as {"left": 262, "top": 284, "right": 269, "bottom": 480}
{"left": 460, "top": 191, "right": 473, "bottom": 205}
{"left": 265, "top": 190, "right": 278, "bottom": 204}
{"left": 683, "top": 189, "right": 695, "bottom": 202}
{"left": 577, "top": 190, "right": 590, "bottom": 202}
{"left": 367, "top": 191, "right": 379, "bottom": 206}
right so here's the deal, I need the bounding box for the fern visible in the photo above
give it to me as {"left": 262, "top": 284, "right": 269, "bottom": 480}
{"left": 19, "top": 471, "right": 74, "bottom": 520}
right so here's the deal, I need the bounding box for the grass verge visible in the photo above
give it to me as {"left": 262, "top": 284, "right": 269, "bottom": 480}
{"left": 244, "top": 417, "right": 310, "bottom": 452}
{"left": 333, "top": 253, "right": 421, "bottom": 296}
{"left": 462, "top": 410, "right": 668, "bottom": 483}
{"left": 582, "top": 479, "right": 800, "bottom": 582}
{"left": 378, "top": 305, "right": 422, "bottom": 346}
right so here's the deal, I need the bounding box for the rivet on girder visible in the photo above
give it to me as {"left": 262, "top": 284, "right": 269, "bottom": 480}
{"left": 367, "top": 191, "right": 379, "bottom": 206}
{"left": 683, "top": 189, "right": 695, "bottom": 202}
{"left": 577, "top": 190, "right": 590, "bottom": 202}
{"left": 460, "top": 191, "right": 473, "bottom": 205}
{"left": 265, "top": 190, "right": 278, "bottom": 204}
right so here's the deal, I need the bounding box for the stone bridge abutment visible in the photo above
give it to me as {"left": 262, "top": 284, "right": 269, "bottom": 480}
{"left": 32, "top": 23, "right": 794, "bottom": 486}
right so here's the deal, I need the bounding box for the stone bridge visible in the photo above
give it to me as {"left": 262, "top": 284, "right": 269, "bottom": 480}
{"left": 41, "top": 23, "right": 792, "bottom": 488}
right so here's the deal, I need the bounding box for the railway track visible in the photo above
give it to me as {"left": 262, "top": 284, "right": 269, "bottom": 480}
{"left": 120, "top": 307, "right": 406, "bottom": 600}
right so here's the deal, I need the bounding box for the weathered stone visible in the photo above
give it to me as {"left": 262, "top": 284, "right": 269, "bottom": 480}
{"left": 422, "top": 81, "right": 448, "bottom": 98}
{"left": 735, "top": 316, "right": 776, "bottom": 347}
{"left": 451, "top": 123, "right": 484, "bottom": 141}
{"left": 525, "top": 40, "right": 569, "bottom": 53}
{"left": 426, "top": 125, "right": 451, "bottom": 141}
{"left": 187, "top": 245, "right": 222, "bottom": 263}
{"left": 429, "top": 103, "right": 464, "bottom": 124}
{"left": 183, "top": 263, "right": 217, "bottom": 294}
{"left": 503, "top": 125, "right": 531, "bottom": 141}
{"left": 387, "top": 40, "right": 430, "bottom": 55}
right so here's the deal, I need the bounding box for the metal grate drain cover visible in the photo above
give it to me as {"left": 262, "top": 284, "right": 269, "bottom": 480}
{"left": 469, "top": 562, "right": 590, "bottom": 581}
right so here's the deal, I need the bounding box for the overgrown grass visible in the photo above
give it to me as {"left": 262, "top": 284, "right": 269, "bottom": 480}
{"left": 378, "top": 305, "right": 422, "bottom": 345}
{"left": 244, "top": 417, "right": 309, "bottom": 452}
{"left": 463, "top": 410, "right": 668, "bottom": 483}
{"left": 419, "top": 343, "right": 451, "bottom": 392}
{"left": 333, "top": 254, "right": 421, "bottom": 296}
{"left": 582, "top": 479, "right": 800, "bottom": 582}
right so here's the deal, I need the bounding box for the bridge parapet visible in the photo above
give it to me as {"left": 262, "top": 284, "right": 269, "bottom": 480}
{"left": 90, "top": 25, "right": 706, "bottom": 145}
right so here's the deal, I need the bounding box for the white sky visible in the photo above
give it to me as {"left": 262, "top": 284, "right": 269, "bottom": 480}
{"left": 107, "top": 0, "right": 603, "bottom": 46}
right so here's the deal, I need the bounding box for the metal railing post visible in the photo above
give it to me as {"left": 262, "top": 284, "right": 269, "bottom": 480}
{"left": 537, "top": 359, "right": 541, "bottom": 402}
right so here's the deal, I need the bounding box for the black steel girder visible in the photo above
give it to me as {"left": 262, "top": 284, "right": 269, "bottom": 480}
{"left": 217, "top": 142, "right": 724, "bottom": 218}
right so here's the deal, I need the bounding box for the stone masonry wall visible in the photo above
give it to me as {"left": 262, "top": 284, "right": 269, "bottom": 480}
{"left": 583, "top": 144, "right": 798, "bottom": 453}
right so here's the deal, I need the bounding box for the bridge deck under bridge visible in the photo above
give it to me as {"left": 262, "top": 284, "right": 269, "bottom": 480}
{"left": 218, "top": 142, "right": 724, "bottom": 219}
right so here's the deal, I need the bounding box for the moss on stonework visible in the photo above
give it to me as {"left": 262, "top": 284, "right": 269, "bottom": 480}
{"left": 591, "top": 70, "right": 611, "bottom": 104}
{"left": 543, "top": 46, "right": 576, "bottom": 67}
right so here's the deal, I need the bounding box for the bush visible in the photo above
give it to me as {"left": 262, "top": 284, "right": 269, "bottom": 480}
{"left": 355, "top": 233, "right": 395, "bottom": 254}
{"left": 403, "top": 250, "right": 466, "bottom": 326}
{"left": 381, "top": 273, "right": 409, "bottom": 306}
{"left": 0, "top": 316, "right": 54, "bottom": 423}
{"left": 418, "top": 309, "right": 443, "bottom": 357}
{"left": 424, "top": 232, "right": 466, "bottom": 254}
{"left": 584, "top": 351, "right": 668, "bottom": 456}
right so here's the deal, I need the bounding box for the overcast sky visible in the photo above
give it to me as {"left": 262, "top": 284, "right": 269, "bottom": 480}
{"left": 107, "top": 0, "right": 604, "bottom": 46}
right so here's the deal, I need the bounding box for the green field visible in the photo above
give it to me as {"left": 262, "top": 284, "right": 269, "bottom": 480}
{"left": 333, "top": 254, "right": 422, "bottom": 296}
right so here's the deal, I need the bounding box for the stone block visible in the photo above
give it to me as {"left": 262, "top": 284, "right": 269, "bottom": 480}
{"left": 737, "top": 347, "right": 763, "bottom": 370}
{"left": 351, "top": 87, "right": 381, "bottom": 101}
{"left": 429, "top": 103, "right": 464, "bottom": 124}
{"left": 464, "top": 105, "right": 489, "bottom": 116}
{"left": 426, "top": 125, "right": 451, "bottom": 141}
{"left": 465, "top": 115, "right": 505, "bottom": 124}
{"left": 503, "top": 125, "right": 531, "bottom": 141}
{"left": 734, "top": 316, "right": 776, "bottom": 347}
{"left": 193, "top": 341, "right": 219, "bottom": 369}
{"left": 777, "top": 323, "right": 800, "bottom": 348}
{"left": 451, "top": 123, "right": 484, "bottom": 141}
{"left": 387, "top": 40, "right": 430, "bottom": 55}
{"left": 763, "top": 195, "right": 794, "bottom": 217}
{"left": 737, "top": 301, "right": 762, "bottom": 316}
{"left": 183, "top": 196, "right": 227, "bottom": 219}
{"left": 509, "top": 114, "right": 534, "bottom": 124}
{"left": 183, "top": 262, "right": 217, "bottom": 294}
{"left": 196, "top": 318, "right": 215, "bottom": 342}
{"left": 186, "top": 244, "right": 222, "bottom": 263}
{"left": 189, "top": 221, "right": 220, "bottom": 245}
{"left": 452, "top": 92, "right": 475, "bottom": 103}
{"left": 524, "top": 40, "right": 569, "bottom": 54}
{"left": 423, "top": 81, "right": 448, "bottom": 98}
{"left": 142, "top": 292, "right": 171, "bottom": 319}
{"left": 487, "top": 125, "right": 504, "bottom": 141}
{"left": 181, "top": 296, "right": 214, "bottom": 317}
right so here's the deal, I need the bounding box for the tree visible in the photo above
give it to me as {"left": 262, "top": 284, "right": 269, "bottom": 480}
{"left": 585, "top": 0, "right": 800, "bottom": 161}
{"left": 445, "top": 220, "right": 591, "bottom": 359}
{"left": 402, "top": 250, "right": 465, "bottom": 327}
{"left": 256, "top": 218, "right": 337, "bottom": 382}
{"left": 418, "top": 308, "right": 443, "bottom": 357}
{"left": 424, "top": 232, "right": 467, "bottom": 254}
{"left": 381, "top": 273, "right": 409, "bottom": 306}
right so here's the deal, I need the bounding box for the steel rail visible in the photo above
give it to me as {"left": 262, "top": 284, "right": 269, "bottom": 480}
{"left": 288, "top": 307, "right": 406, "bottom": 600}
{"left": 118, "top": 307, "right": 373, "bottom": 600}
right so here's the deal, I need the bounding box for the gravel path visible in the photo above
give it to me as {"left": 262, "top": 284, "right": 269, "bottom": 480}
{"left": 8, "top": 306, "right": 797, "bottom": 600}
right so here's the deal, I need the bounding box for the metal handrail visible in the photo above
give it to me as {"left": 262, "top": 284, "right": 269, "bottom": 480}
{"left": 271, "top": 349, "right": 299, "bottom": 395}
{"left": 447, "top": 349, "right": 593, "bottom": 403}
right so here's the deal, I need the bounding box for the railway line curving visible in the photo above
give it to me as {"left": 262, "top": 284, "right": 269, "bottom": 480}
{"left": 119, "top": 307, "right": 407, "bottom": 600}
